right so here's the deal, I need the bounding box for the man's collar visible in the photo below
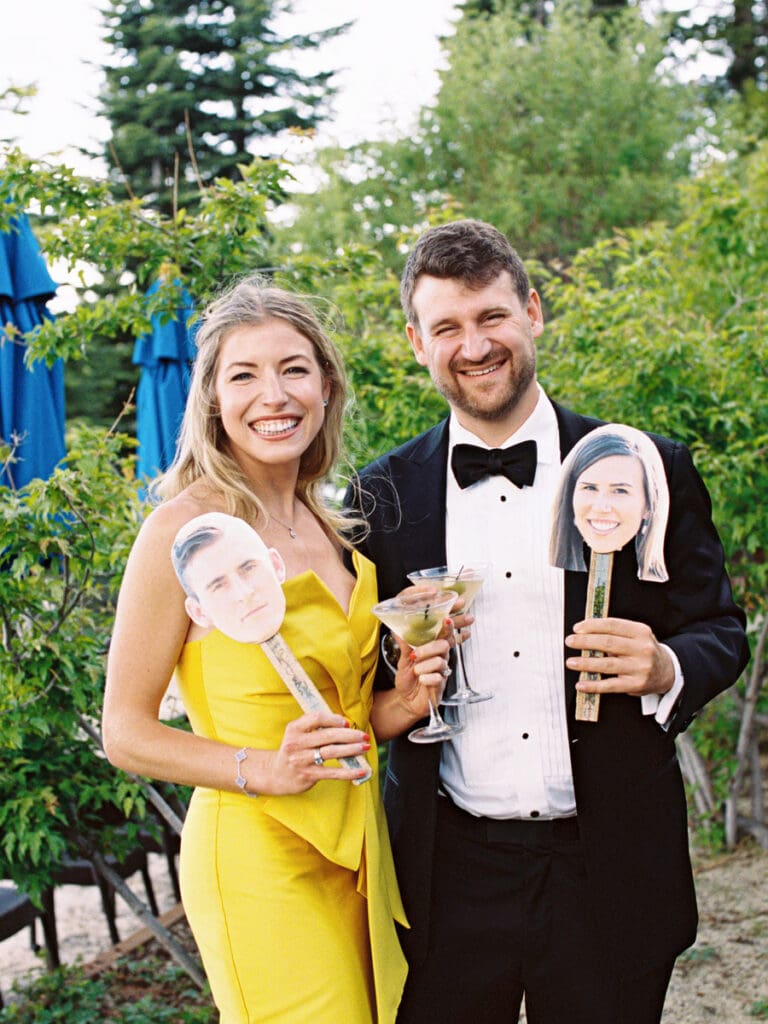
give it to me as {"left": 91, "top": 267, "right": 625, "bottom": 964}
{"left": 448, "top": 385, "right": 559, "bottom": 464}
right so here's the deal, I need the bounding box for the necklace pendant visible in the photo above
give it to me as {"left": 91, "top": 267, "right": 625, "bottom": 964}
{"left": 289, "top": 527, "right": 296, "bottom": 539}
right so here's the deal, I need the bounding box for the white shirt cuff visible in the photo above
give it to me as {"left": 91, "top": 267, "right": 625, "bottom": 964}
{"left": 640, "top": 644, "right": 684, "bottom": 727}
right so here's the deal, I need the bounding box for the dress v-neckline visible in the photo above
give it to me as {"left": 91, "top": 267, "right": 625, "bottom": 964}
{"left": 283, "top": 548, "right": 365, "bottom": 621}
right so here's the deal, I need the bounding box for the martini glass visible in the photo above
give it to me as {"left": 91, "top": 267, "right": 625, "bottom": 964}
{"left": 372, "top": 589, "right": 463, "bottom": 744}
{"left": 407, "top": 564, "right": 493, "bottom": 705}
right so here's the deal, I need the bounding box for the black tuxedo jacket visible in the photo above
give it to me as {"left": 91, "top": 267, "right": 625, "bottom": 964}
{"left": 346, "top": 400, "right": 749, "bottom": 977}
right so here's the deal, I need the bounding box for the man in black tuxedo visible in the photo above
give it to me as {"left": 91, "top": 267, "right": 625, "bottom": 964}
{"left": 346, "top": 219, "right": 749, "bottom": 1024}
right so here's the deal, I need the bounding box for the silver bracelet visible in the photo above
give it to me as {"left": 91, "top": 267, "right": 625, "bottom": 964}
{"left": 234, "top": 747, "right": 258, "bottom": 798}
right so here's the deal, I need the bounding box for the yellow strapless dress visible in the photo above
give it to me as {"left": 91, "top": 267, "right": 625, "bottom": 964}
{"left": 174, "top": 550, "right": 407, "bottom": 1023}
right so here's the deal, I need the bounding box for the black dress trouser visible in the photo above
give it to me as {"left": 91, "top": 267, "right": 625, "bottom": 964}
{"left": 397, "top": 797, "right": 675, "bottom": 1024}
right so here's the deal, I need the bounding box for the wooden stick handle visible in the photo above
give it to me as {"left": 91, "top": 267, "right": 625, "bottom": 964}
{"left": 575, "top": 551, "right": 614, "bottom": 723}
{"left": 261, "top": 633, "right": 372, "bottom": 784}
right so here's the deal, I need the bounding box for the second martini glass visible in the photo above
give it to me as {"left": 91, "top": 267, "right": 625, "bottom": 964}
{"left": 372, "top": 589, "right": 463, "bottom": 744}
{"left": 406, "top": 564, "right": 493, "bottom": 705}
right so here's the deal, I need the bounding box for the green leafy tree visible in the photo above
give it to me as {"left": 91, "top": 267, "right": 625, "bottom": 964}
{"left": 458, "top": 0, "right": 549, "bottom": 23}
{"left": 99, "top": 0, "right": 348, "bottom": 213}
{"left": 11, "top": 148, "right": 286, "bottom": 430}
{"left": 77, "top": 0, "right": 347, "bottom": 426}
{"left": 672, "top": 0, "right": 768, "bottom": 154}
{"left": 457, "top": 0, "right": 630, "bottom": 26}
{"left": 672, "top": 0, "right": 768, "bottom": 95}
{"left": 283, "top": 1, "right": 700, "bottom": 271}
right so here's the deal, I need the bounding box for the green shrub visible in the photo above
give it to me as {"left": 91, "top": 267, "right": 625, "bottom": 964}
{"left": 0, "top": 959, "right": 214, "bottom": 1023}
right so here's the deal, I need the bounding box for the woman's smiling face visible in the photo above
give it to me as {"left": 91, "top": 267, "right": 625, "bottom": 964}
{"left": 572, "top": 454, "right": 648, "bottom": 554}
{"left": 214, "top": 317, "right": 330, "bottom": 475}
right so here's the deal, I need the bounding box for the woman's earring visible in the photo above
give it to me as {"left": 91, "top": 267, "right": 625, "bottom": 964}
{"left": 323, "top": 399, "right": 328, "bottom": 407}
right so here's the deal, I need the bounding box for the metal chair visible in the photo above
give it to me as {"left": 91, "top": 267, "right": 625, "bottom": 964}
{"left": 139, "top": 821, "right": 181, "bottom": 903}
{"left": 51, "top": 844, "right": 159, "bottom": 945}
{"left": 0, "top": 883, "right": 59, "bottom": 1007}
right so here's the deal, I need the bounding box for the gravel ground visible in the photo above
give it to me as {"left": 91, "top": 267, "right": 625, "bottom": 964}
{"left": 1, "top": 846, "right": 766, "bottom": 1019}
{"left": 662, "top": 847, "right": 768, "bottom": 1022}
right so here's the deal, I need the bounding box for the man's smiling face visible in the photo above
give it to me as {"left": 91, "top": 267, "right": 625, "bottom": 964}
{"left": 406, "top": 271, "right": 542, "bottom": 443}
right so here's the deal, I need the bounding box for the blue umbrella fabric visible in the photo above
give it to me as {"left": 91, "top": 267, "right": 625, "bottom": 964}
{"left": 132, "top": 276, "right": 196, "bottom": 480}
{"left": 0, "top": 212, "right": 66, "bottom": 490}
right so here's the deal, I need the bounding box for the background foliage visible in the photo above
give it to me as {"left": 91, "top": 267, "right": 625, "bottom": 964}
{"left": 285, "top": 2, "right": 702, "bottom": 271}
{"left": 0, "top": 423, "right": 145, "bottom": 898}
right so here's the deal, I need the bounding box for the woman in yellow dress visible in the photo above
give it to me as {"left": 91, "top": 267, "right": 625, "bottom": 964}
{"left": 102, "top": 276, "right": 452, "bottom": 1023}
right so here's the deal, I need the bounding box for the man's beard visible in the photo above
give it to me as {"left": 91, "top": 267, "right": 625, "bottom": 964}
{"left": 434, "top": 344, "right": 537, "bottom": 423}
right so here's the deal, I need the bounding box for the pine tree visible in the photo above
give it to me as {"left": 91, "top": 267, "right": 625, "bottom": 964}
{"left": 99, "top": 0, "right": 348, "bottom": 211}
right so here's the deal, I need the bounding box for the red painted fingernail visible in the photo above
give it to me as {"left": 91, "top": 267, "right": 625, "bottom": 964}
{"left": 362, "top": 742, "right": 371, "bottom": 751}
{"left": 409, "top": 651, "right": 417, "bottom": 663}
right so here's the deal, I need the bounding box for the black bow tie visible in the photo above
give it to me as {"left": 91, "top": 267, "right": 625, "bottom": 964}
{"left": 451, "top": 440, "right": 538, "bottom": 490}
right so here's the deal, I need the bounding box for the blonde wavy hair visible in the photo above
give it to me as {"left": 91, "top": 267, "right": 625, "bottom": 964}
{"left": 155, "top": 275, "right": 357, "bottom": 545}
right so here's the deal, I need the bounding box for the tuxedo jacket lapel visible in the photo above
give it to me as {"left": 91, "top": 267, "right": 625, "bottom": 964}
{"left": 387, "top": 420, "right": 449, "bottom": 576}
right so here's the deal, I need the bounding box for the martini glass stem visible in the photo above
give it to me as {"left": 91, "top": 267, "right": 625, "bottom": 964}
{"left": 427, "top": 687, "right": 444, "bottom": 729}
{"left": 442, "top": 626, "right": 493, "bottom": 704}
{"left": 454, "top": 633, "right": 473, "bottom": 697}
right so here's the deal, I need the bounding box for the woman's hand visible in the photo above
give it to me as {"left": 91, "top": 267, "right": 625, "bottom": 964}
{"left": 391, "top": 624, "right": 453, "bottom": 721}
{"left": 370, "top": 586, "right": 459, "bottom": 741}
{"left": 263, "top": 711, "right": 371, "bottom": 794}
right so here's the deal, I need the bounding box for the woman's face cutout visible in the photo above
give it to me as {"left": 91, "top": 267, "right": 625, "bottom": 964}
{"left": 572, "top": 454, "right": 648, "bottom": 555}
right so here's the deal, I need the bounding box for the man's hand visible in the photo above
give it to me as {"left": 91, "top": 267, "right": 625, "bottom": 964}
{"left": 565, "top": 617, "right": 674, "bottom": 697}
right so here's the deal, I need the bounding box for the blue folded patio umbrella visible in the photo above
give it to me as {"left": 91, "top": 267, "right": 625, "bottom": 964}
{"left": 132, "top": 276, "right": 196, "bottom": 480}
{"left": 0, "top": 211, "right": 65, "bottom": 490}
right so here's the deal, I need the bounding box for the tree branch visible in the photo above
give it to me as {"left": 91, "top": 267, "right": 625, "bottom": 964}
{"left": 725, "top": 607, "right": 768, "bottom": 847}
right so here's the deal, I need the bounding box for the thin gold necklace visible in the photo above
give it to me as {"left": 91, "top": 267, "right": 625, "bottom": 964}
{"left": 268, "top": 510, "right": 297, "bottom": 539}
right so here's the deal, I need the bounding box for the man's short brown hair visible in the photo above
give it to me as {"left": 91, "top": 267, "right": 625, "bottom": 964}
{"left": 400, "top": 219, "right": 531, "bottom": 326}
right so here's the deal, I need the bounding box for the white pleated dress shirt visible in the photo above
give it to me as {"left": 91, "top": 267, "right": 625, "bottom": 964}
{"left": 440, "top": 387, "right": 681, "bottom": 820}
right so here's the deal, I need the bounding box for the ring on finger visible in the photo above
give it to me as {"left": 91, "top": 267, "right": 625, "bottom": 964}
{"left": 313, "top": 749, "right": 324, "bottom": 767}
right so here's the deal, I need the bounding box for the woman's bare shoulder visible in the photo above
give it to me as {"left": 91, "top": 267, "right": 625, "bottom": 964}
{"left": 124, "top": 486, "right": 229, "bottom": 578}
{"left": 139, "top": 483, "right": 226, "bottom": 541}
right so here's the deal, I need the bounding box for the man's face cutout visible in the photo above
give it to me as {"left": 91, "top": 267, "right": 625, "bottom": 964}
{"left": 175, "top": 513, "right": 287, "bottom": 643}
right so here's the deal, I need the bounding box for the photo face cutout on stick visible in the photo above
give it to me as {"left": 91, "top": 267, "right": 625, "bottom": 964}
{"left": 572, "top": 454, "right": 647, "bottom": 554}
{"left": 172, "top": 512, "right": 287, "bottom": 643}
{"left": 549, "top": 424, "right": 670, "bottom": 582}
